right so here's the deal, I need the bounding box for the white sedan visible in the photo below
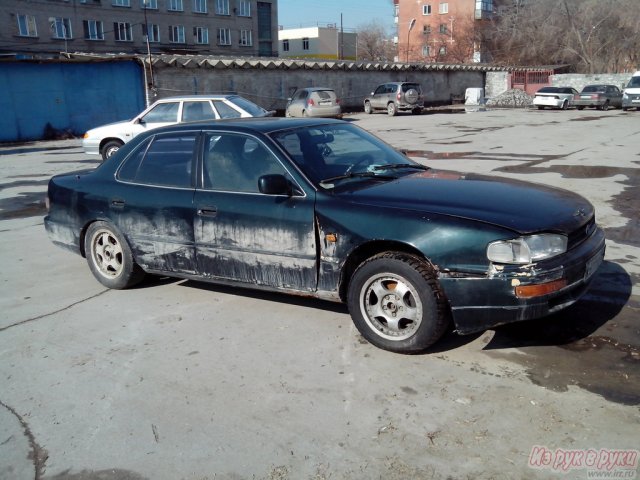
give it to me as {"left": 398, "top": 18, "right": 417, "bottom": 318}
{"left": 83, "top": 95, "right": 272, "bottom": 161}
{"left": 532, "top": 86, "right": 579, "bottom": 110}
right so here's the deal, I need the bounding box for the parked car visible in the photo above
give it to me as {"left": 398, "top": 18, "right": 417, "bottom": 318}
{"left": 285, "top": 88, "right": 342, "bottom": 118}
{"left": 532, "top": 86, "right": 579, "bottom": 110}
{"left": 622, "top": 71, "right": 640, "bottom": 111}
{"left": 364, "top": 82, "right": 424, "bottom": 116}
{"left": 82, "top": 94, "right": 272, "bottom": 161}
{"left": 573, "top": 85, "right": 623, "bottom": 111}
{"left": 46, "top": 118, "right": 605, "bottom": 354}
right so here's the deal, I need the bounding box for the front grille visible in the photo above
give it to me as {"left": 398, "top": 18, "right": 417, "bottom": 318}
{"left": 567, "top": 216, "right": 596, "bottom": 250}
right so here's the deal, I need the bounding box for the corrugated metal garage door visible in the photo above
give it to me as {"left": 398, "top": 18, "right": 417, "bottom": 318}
{"left": 0, "top": 60, "right": 144, "bottom": 142}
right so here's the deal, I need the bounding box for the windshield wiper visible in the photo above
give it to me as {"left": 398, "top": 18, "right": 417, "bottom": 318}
{"left": 319, "top": 171, "right": 396, "bottom": 188}
{"left": 372, "top": 164, "right": 430, "bottom": 171}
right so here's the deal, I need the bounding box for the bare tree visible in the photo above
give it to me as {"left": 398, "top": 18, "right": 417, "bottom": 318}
{"left": 356, "top": 20, "right": 396, "bottom": 62}
{"left": 486, "top": 0, "right": 639, "bottom": 72}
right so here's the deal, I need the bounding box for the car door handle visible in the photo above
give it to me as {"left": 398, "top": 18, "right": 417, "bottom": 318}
{"left": 197, "top": 206, "right": 218, "bottom": 217}
{"left": 111, "top": 199, "right": 125, "bottom": 209}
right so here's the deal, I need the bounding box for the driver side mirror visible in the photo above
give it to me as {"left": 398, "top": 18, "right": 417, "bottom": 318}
{"left": 259, "top": 174, "right": 292, "bottom": 196}
{"left": 134, "top": 117, "right": 145, "bottom": 125}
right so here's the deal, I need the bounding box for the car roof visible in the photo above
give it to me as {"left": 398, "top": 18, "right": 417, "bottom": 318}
{"left": 298, "top": 87, "right": 335, "bottom": 92}
{"left": 155, "top": 94, "right": 240, "bottom": 101}
{"left": 143, "top": 117, "right": 345, "bottom": 136}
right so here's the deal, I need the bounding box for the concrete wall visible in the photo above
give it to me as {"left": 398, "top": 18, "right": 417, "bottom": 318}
{"left": 485, "top": 71, "right": 509, "bottom": 99}
{"left": 550, "top": 73, "right": 634, "bottom": 91}
{"left": 150, "top": 64, "right": 485, "bottom": 111}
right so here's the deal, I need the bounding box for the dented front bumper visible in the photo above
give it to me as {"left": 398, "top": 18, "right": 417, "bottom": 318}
{"left": 440, "top": 227, "right": 606, "bottom": 334}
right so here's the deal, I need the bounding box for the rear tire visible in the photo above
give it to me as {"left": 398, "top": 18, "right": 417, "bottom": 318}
{"left": 85, "top": 221, "right": 144, "bottom": 290}
{"left": 561, "top": 100, "right": 568, "bottom": 110}
{"left": 347, "top": 252, "right": 449, "bottom": 353}
{"left": 537, "top": 106, "right": 544, "bottom": 110}
{"left": 600, "top": 101, "right": 610, "bottom": 111}
{"left": 577, "top": 106, "right": 585, "bottom": 110}
{"left": 387, "top": 102, "right": 397, "bottom": 117}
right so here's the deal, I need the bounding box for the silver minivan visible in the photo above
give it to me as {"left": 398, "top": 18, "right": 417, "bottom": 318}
{"left": 285, "top": 88, "right": 342, "bottom": 118}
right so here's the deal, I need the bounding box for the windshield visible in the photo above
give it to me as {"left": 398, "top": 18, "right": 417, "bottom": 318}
{"left": 271, "top": 123, "right": 423, "bottom": 188}
{"left": 627, "top": 77, "right": 640, "bottom": 88}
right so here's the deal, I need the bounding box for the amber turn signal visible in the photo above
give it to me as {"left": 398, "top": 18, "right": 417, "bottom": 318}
{"left": 515, "top": 279, "right": 567, "bottom": 298}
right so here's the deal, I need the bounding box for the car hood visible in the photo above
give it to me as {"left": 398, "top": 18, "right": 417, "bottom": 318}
{"left": 336, "top": 170, "right": 594, "bottom": 235}
{"left": 86, "top": 119, "right": 132, "bottom": 135}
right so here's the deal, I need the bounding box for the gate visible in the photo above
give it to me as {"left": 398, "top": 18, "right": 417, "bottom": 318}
{"left": 511, "top": 70, "right": 554, "bottom": 96}
{"left": 0, "top": 60, "right": 144, "bottom": 142}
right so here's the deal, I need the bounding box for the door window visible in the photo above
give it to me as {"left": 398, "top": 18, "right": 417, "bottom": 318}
{"left": 182, "top": 101, "right": 216, "bottom": 121}
{"left": 141, "top": 102, "right": 179, "bottom": 123}
{"left": 203, "top": 133, "right": 288, "bottom": 192}
{"left": 118, "top": 133, "right": 196, "bottom": 187}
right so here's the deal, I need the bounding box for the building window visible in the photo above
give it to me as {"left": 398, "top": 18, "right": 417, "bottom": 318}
{"left": 141, "top": 0, "right": 158, "bottom": 8}
{"left": 83, "top": 20, "right": 104, "bottom": 40}
{"left": 422, "top": 45, "right": 431, "bottom": 56}
{"left": 193, "top": 0, "right": 207, "bottom": 13}
{"left": 218, "top": 27, "right": 231, "bottom": 45}
{"left": 169, "top": 25, "right": 185, "bottom": 43}
{"left": 168, "top": 0, "right": 183, "bottom": 11}
{"left": 51, "top": 18, "right": 72, "bottom": 39}
{"left": 422, "top": 4, "right": 431, "bottom": 15}
{"left": 423, "top": 24, "right": 431, "bottom": 34}
{"left": 216, "top": 0, "right": 230, "bottom": 15}
{"left": 112, "top": 0, "right": 131, "bottom": 6}
{"left": 439, "top": 45, "right": 446, "bottom": 55}
{"left": 239, "top": 29, "right": 252, "bottom": 46}
{"left": 114, "top": 22, "right": 132, "bottom": 41}
{"left": 439, "top": 23, "right": 447, "bottom": 34}
{"left": 439, "top": 2, "right": 448, "bottom": 14}
{"left": 302, "top": 37, "right": 309, "bottom": 50}
{"left": 194, "top": 26, "right": 209, "bottom": 44}
{"left": 238, "top": 0, "right": 251, "bottom": 16}
{"left": 17, "top": 14, "right": 38, "bottom": 37}
{"left": 282, "top": 39, "right": 289, "bottom": 51}
{"left": 143, "top": 23, "right": 160, "bottom": 42}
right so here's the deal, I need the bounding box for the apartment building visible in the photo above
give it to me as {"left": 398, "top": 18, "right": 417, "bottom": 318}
{"left": 278, "top": 26, "right": 357, "bottom": 61}
{"left": 0, "top": 0, "right": 278, "bottom": 57}
{"left": 394, "top": 0, "right": 494, "bottom": 63}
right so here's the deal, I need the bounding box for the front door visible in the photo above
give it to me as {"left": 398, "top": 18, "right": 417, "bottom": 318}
{"left": 193, "top": 132, "right": 317, "bottom": 291}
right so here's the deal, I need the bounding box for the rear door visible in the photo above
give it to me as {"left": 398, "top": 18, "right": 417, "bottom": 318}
{"left": 112, "top": 131, "right": 198, "bottom": 273}
{"left": 193, "top": 131, "right": 317, "bottom": 291}
{"left": 371, "top": 84, "right": 388, "bottom": 109}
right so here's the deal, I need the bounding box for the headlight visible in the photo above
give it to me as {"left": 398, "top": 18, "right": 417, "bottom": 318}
{"left": 623, "top": 92, "right": 629, "bottom": 99}
{"left": 487, "top": 234, "right": 568, "bottom": 264}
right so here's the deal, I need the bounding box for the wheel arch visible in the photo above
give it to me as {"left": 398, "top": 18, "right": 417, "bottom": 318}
{"left": 99, "top": 137, "right": 125, "bottom": 154}
{"left": 338, "top": 240, "right": 436, "bottom": 302}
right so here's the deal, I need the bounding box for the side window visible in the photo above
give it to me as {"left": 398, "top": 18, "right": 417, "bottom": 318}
{"left": 203, "top": 133, "right": 288, "bottom": 193}
{"left": 212, "top": 100, "right": 242, "bottom": 119}
{"left": 141, "top": 102, "right": 180, "bottom": 123}
{"left": 182, "top": 101, "right": 216, "bottom": 121}
{"left": 374, "top": 85, "right": 386, "bottom": 95}
{"left": 118, "top": 133, "right": 196, "bottom": 188}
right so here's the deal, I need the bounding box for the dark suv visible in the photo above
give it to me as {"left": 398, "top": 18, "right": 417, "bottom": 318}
{"left": 364, "top": 82, "right": 424, "bottom": 116}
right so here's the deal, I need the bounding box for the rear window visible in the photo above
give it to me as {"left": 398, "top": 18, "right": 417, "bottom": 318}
{"left": 537, "top": 87, "right": 559, "bottom": 93}
{"left": 582, "top": 86, "right": 605, "bottom": 93}
{"left": 401, "top": 83, "right": 421, "bottom": 92}
{"left": 228, "top": 96, "right": 267, "bottom": 116}
{"left": 312, "top": 90, "right": 336, "bottom": 101}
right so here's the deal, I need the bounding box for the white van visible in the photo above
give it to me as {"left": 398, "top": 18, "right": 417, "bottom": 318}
{"left": 622, "top": 71, "right": 640, "bottom": 111}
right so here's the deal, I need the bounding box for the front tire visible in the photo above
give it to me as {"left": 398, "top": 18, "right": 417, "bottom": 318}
{"left": 364, "top": 101, "right": 372, "bottom": 114}
{"left": 577, "top": 106, "right": 585, "bottom": 110}
{"left": 347, "top": 252, "right": 449, "bottom": 353}
{"left": 85, "top": 221, "right": 144, "bottom": 289}
{"left": 101, "top": 140, "right": 124, "bottom": 162}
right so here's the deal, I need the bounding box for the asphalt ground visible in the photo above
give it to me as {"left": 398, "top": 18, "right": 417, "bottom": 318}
{"left": 1, "top": 107, "right": 639, "bottom": 480}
